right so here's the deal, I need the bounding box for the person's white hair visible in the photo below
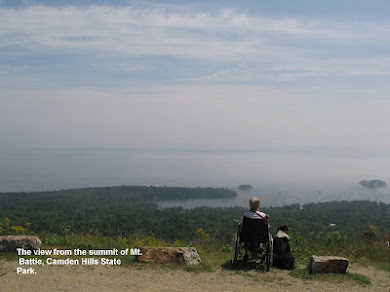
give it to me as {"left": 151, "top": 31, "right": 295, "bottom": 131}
{"left": 249, "top": 197, "right": 260, "bottom": 211}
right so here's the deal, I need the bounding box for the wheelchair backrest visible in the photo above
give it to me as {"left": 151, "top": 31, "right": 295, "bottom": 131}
{"left": 240, "top": 216, "right": 268, "bottom": 243}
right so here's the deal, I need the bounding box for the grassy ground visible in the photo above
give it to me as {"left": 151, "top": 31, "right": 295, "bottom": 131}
{"left": 1, "top": 232, "right": 389, "bottom": 283}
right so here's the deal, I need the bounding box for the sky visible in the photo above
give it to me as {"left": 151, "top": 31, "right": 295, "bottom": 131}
{"left": 1, "top": 1, "right": 390, "bottom": 161}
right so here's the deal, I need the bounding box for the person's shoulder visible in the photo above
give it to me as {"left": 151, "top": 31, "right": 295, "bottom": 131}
{"left": 244, "top": 211, "right": 264, "bottom": 219}
{"left": 258, "top": 211, "right": 267, "bottom": 217}
{"left": 243, "top": 211, "right": 252, "bottom": 217}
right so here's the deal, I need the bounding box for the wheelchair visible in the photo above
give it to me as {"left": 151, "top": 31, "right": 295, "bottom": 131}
{"left": 232, "top": 216, "right": 273, "bottom": 271}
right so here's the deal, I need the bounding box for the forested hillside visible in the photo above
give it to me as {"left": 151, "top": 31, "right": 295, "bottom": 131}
{"left": 1, "top": 186, "right": 389, "bottom": 243}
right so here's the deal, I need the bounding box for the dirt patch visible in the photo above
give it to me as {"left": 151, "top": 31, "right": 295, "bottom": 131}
{"left": 0, "top": 260, "right": 389, "bottom": 292}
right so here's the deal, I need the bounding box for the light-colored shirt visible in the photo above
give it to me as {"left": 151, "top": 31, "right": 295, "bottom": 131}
{"left": 243, "top": 210, "right": 267, "bottom": 220}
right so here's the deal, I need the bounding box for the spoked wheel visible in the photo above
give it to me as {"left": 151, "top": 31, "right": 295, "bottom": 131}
{"left": 232, "top": 231, "right": 240, "bottom": 265}
{"left": 266, "top": 233, "right": 273, "bottom": 271}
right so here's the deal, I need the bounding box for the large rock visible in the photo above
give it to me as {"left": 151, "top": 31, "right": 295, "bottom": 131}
{"left": 0, "top": 235, "right": 42, "bottom": 252}
{"left": 137, "top": 247, "right": 201, "bottom": 265}
{"left": 308, "top": 256, "right": 349, "bottom": 274}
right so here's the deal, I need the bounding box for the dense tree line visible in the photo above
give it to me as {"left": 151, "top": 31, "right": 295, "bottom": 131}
{"left": 0, "top": 185, "right": 236, "bottom": 210}
{"left": 1, "top": 186, "right": 389, "bottom": 243}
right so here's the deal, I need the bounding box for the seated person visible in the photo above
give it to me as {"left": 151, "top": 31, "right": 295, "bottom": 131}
{"left": 240, "top": 197, "right": 269, "bottom": 260}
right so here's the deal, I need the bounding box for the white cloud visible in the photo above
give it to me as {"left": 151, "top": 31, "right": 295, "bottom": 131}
{"left": 0, "top": 3, "right": 389, "bottom": 89}
{"left": 1, "top": 4, "right": 389, "bottom": 62}
{"left": 187, "top": 54, "right": 390, "bottom": 83}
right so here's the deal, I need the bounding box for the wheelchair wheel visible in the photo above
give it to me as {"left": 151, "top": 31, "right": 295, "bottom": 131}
{"left": 232, "top": 231, "right": 240, "bottom": 265}
{"left": 265, "top": 233, "right": 273, "bottom": 271}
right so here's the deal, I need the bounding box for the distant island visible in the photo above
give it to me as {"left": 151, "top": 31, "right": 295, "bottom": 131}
{"left": 359, "top": 180, "right": 386, "bottom": 189}
{"left": 0, "top": 185, "right": 237, "bottom": 204}
{"left": 238, "top": 184, "right": 253, "bottom": 191}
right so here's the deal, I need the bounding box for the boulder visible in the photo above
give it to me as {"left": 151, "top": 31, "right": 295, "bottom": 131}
{"left": 308, "top": 256, "right": 348, "bottom": 274}
{"left": 0, "top": 235, "right": 42, "bottom": 252}
{"left": 136, "top": 247, "right": 201, "bottom": 265}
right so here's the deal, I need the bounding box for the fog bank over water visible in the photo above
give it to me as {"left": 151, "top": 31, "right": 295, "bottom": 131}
{"left": 2, "top": 1, "right": 390, "bottom": 209}
{"left": 0, "top": 148, "right": 389, "bottom": 207}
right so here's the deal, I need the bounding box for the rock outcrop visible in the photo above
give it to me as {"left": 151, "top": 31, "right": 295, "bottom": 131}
{"left": 0, "top": 235, "right": 42, "bottom": 252}
{"left": 136, "top": 247, "right": 201, "bottom": 265}
{"left": 308, "top": 255, "right": 348, "bottom": 274}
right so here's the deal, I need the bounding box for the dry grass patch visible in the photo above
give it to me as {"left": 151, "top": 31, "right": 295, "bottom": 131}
{"left": 290, "top": 268, "right": 371, "bottom": 286}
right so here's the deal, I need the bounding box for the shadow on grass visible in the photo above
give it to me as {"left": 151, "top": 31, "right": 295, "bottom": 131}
{"left": 221, "top": 260, "right": 269, "bottom": 273}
